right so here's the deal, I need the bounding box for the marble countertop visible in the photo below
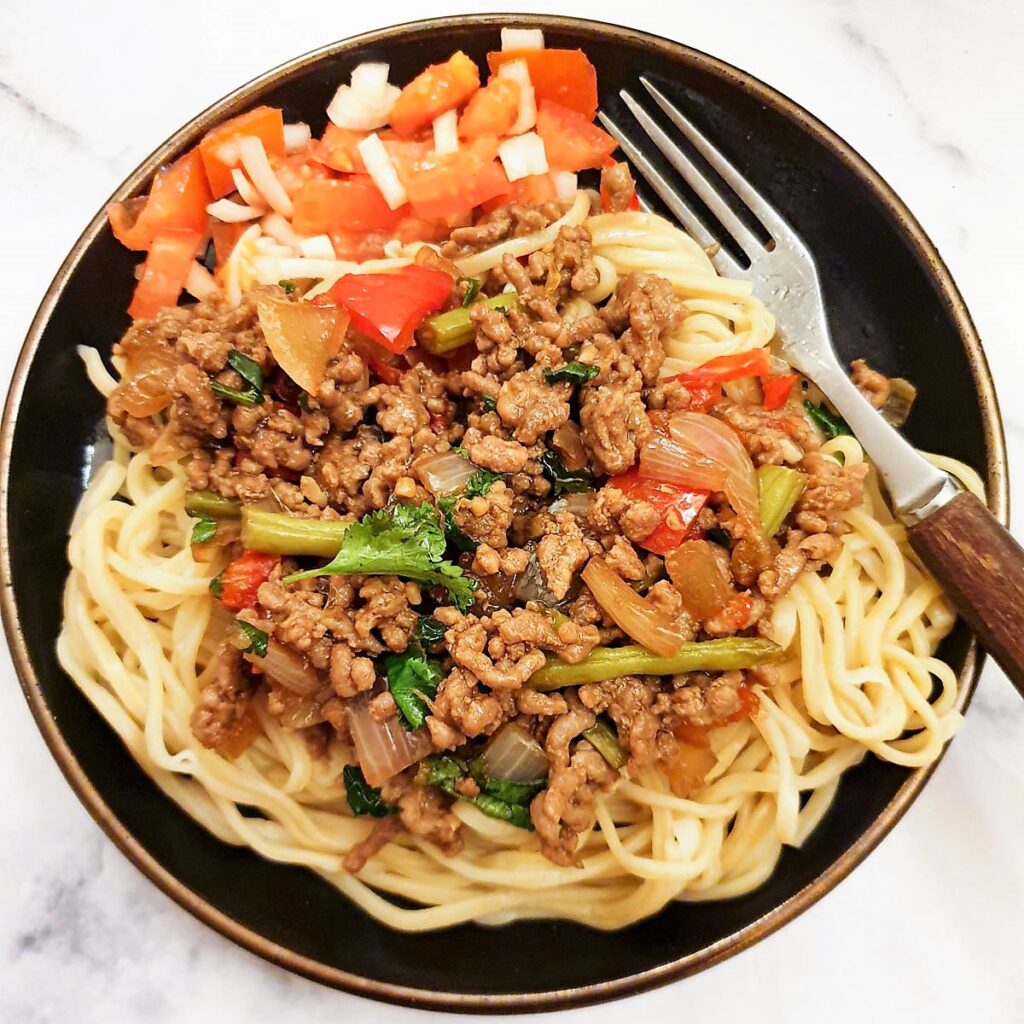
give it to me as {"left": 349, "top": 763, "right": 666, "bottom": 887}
{"left": 3, "top": 1, "right": 1023, "bottom": 1020}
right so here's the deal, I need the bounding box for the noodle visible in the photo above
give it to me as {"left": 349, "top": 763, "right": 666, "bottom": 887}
{"left": 57, "top": 205, "right": 975, "bottom": 931}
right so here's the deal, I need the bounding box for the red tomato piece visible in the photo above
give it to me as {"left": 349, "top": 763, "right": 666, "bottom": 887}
{"left": 390, "top": 51, "right": 481, "bottom": 137}
{"left": 107, "top": 149, "right": 211, "bottom": 252}
{"left": 393, "top": 137, "right": 508, "bottom": 221}
{"left": 292, "top": 177, "right": 410, "bottom": 235}
{"left": 761, "top": 373, "right": 798, "bottom": 410}
{"left": 200, "top": 106, "right": 285, "bottom": 198}
{"left": 605, "top": 469, "right": 709, "bottom": 554}
{"left": 314, "top": 123, "right": 368, "bottom": 172}
{"left": 270, "top": 149, "right": 335, "bottom": 197}
{"left": 128, "top": 230, "right": 201, "bottom": 320}
{"left": 458, "top": 76, "right": 521, "bottom": 138}
{"left": 218, "top": 551, "right": 281, "bottom": 611}
{"left": 329, "top": 265, "right": 453, "bottom": 353}
{"left": 480, "top": 172, "right": 559, "bottom": 212}
{"left": 486, "top": 49, "right": 599, "bottom": 119}
{"left": 209, "top": 221, "right": 247, "bottom": 269}
{"left": 535, "top": 100, "right": 617, "bottom": 172}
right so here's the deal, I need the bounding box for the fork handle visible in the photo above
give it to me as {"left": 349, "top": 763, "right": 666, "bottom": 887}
{"left": 908, "top": 491, "right": 1024, "bottom": 696}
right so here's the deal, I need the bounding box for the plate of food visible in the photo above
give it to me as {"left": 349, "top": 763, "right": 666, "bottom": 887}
{"left": 2, "top": 13, "right": 1006, "bottom": 1012}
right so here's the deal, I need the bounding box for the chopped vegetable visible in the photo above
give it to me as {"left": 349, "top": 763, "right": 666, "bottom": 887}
{"left": 412, "top": 614, "right": 446, "bottom": 651}
{"left": 458, "top": 76, "right": 521, "bottom": 138}
{"left": 418, "top": 755, "right": 537, "bottom": 830}
{"left": 237, "top": 136, "right": 292, "bottom": 217}
{"left": 498, "top": 131, "right": 549, "bottom": 181}
{"left": 487, "top": 49, "right": 599, "bottom": 119}
{"left": 665, "top": 541, "right": 733, "bottom": 619}
{"left": 464, "top": 469, "right": 503, "bottom": 498}
{"left": 529, "top": 638, "right": 785, "bottom": 690}
{"left": 438, "top": 494, "right": 478, "bottom": 553}
{"left": 218, "top": 550, "right": 281, "bottom": 611}
{"left": 206, "top": 197, "right": 263, "bottom": 223}
{"left": 413, "top": 449, "right": 479, "bottom": 497}
{"left": 190, "top": 516, "right": 217, "bottom": 545}
{"left": 383, "top": 649, "right": 444, "bottom": 731}
{"left": 235, "top": 620, "right": 269, "bottom": 658}
{"left": 315, "top": 123, "right": 367, "bottom": 173}
{"left": 390, "top": 51, "right": 481, "bottom": 137}
{"left": 668, "top": 348, "right": 771, "bottom": 388}
{"left": 418, "top": 291, "right": 517, "bottom": 354}
{"left": 605, "top": 468, "right": 708, "bottom": 554}
{"left": 805, "top": 400, "right": 852, "bottom": 440}
{"left": 200, "top": 106, "right": 285, "bottom": 198}
{"left": 880, "top": 377, "right": 917, "bottom": 428}
{"left": 432, "top": 109, "right": 460, "bottom": 156}
{"left": 256, "top": 295, "right": 348, "bottom": 396}
{"left": 460, "top": 277, "right": 482, "bottom": 305}
{"left": 211, "top": 350, "right": 264, "bottom": 405}
{"left": 482, "top": 395, "right": 498, "bottom": 413}
{"left": 357, "top": 133, "right": 408, "bottom": 210}
{"left": 482, "top": 722, "right": 548, "bottom": 781}
{"left": 535, "top": 100, "right": 617, "bottom": 172}
{"left": 343, "top": 764, "right": 398, "bottom": 817}
{"left": 185, "top": 491, "right": 241, "bottom": 519}
{"left": 552, "top": 170, "right": 579, "bottom": 202}
{"left": 281, "top": 503, "right": 477, "bottom": 611}
{"left": 582, "top": 718, "right": 627, "bottom": 770}
{"left": 330, "top": 265, "right": 452, "bottom": 353}
{"left": 543, "top": 361, "right": 599, "bottom": 386}
{"left": 209, "top": 576, "right": 223, "bottom": 597}
{"left": 761, "top": 373, "right": 798, "bottom": 411}
{"left": 241, "top": 507, "right": 352, "bottom": 556}
{"left": 128, "top": 230, "right": 201, "bottom": 320}
{"left": 326, "top": 63, "right": 401, "bottom": 132}
{"left": 348, "top": 693, "right": 434, "bottom": 786}
{"left": 292, "top": 176, "right": 407, "bottom": 235}
{"left": 539, "top": 449, "right": 592, "bottom": 496}
{"left": 501, "top": 27, "right": 545, "bottom": 51}
{"left": 496, "top": 59, "right": 538, "bottom": 135}
{"left": 283, "top": 122, "right": 312, "bottom": 153}
{"left": 469, "top": 757, "right": 545, "bottom": 805}
{"left": 758, "top": 465, "right": 807, "bottom": 536}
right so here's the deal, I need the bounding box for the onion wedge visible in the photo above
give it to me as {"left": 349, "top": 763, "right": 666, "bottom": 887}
{"left": 256, "top": 295, "right": 349, "bottom": 396}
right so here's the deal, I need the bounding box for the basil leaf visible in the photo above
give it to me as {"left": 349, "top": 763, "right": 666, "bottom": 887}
{"left": 278, "top": 279, "right": 297, "bottom": 295}
{"left": 211, "top": 381, "right": 262, "bottom": 406}
{"left": 412, "top": 614, "right": 446, "bottom": 652}
{"left": 543, "top": 361, "right": 599, "bottom": 387}
{"left": 706, "top": 527, "right": 732, "bottom": 549}
{"left": 540, "top": 450, "right": 592, "bottom": 496}
{"left": 482, "top": 395, "right": 498, "bottom": 413}
{"left": 343, "top": 765, "right": 398, "bottom": 817}
{"left": 383, "top": 649, "right": 445, "bottom": 731}
{"left": 236, "top": 621, "right": 268, "bottom": 658}
{"left": 438, "top": 495, "right": 478, "bottom": 553}
{"left": 804, "top": 400, "right": 851, "bottom": 440}
{"left": 472, "top": 793, "right": 534, "bottom": 829}
{"left": 190, "top": 516, "right": 217, "bottom": 545}
{"left": 227, "top": 350, "right": 263, "bottom": 394}
{"left": 459, "top": 277, "right": 482, "bottom": 306}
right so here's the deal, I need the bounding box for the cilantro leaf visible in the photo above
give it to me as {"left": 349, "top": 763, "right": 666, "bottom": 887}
{"left": 543, "top": 361, "right": 599, "bottom": 387}
{"left": 343, "top": 765, "right": 398, "bottom": 817}
{"left": 212, "top": 350, "right": 264, "bottom": 405}
{"left": 452, "top": 446, "right": 470, "bottom": 459}
{"left": 236, "top": 621, "right": 268, "bottom": 658}
{"left": 383, "top": 649, "right": 445, "bottom": 730}
{"left": 281, "top": 503, "right": 477, "bottom": 611}
{"left": 190, "top": 516, "right": 217, "bottom": 545}
{"left": 464, "top": 469, "right": 503, "bottom": 499}
{"left": 481, "top": 395, "right": 498, "bottom": 413}
{"left": 540, "top": 450, "right": 592, "bottom": 496}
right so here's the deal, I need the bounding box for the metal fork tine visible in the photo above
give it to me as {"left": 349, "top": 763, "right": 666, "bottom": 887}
{"left": 597, "top": 110, "right": 741, "bottom": 277}
{"left": 619, "top": 89, "right": 765, "bottom": 263}
{"left": 639, "top": 76, "right": 804, "bottom": 251}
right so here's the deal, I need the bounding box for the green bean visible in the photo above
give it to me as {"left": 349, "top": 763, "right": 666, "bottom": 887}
{"left": 418, "top": 293, "right": 518, "bottom": 354}
{"left": 184, "top": 490, "right": 242, "bottom": 519}
{"left": 528, "top": 638, "right": 785, "bottom": 691}
{"left": 758, "top": 465, "right": 807, "bottom": 536}
{"left": 241, "top": 507, "right": 350, "bottom": 557}
{"left": 582, "top": 719, "right": 627, "bottom": 770}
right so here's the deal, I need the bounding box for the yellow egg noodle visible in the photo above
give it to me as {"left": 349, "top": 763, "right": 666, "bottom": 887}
{"left": 60, "top": 206, "right": 977, "bottom": 931}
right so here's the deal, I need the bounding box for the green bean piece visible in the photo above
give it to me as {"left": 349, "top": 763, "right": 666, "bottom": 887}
{"left": 418, "top": 293, "right": 518, "bottom": 355}
{"left": 758, "top": 465, "right": 807, "bottom": 536}
{"left": 184, "top": 490, "right": 242, "bottom": 520}
{"left": 582, "top": 719, "right": 627, "bottom": 770}
{"left": 241, "top": 507, "right": 351, "bottom": 557}
{"left": 528, "top": 638, "right": 785, "bottom": 691}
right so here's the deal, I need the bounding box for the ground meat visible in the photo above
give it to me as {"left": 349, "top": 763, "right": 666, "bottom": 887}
{"left": 535, "top": 511, "right": 592, "bottom": 600}
{"left": 660, "top": 671, "right": 749, "bottom": 728}
{"left": 389, "top": 778, "right": 463, "bottom": 856}
{"left": 232, "top": 404, "right": 325, "bottom": 475}
{"left": 795, "top": 452, "right": 868, "bottom": 534}
{"left": 467, "top": 435, "right": 530, "bottom": 473}
{"left": 715, "top": 401, "right": 817, "bottom": 466}
{"left": 431, "top": 666, "right": 513, "bottom": 737}
{"left": 343, "top": 815, "right": 405, "bottom": 873}
{"left": 578, "top": 675, "right": 661, "bottom": 774}
{"left": 757, "top": 529, "right": 842, "bottom": 599}
{"left": 588, "top": 485, "right": 661, "bottom": 545}
{"left": 851, "top": 358, "right": 891, "bottom": 409}
{"left": 316, "top": 347, "right": 371, "bottom": 433}
{"left": 190, "top": 643, "right": 255, "bottom": 749}
{"left": 579, "top": 377, "right": 650, "bottom": 476}
{"left": 442, "top": 608, "right": 550, "bottom": 692}
{"left": 453, "top": 480, "right": 515, "bottom": 548}
{"left": 496, "top": 368, "right": 571, "bottom": 444}
{"left": 600, "top": 161, "right": 637, "bottom": 213}
{"left": 440, "top": 202, "right": 563, "bottom": 259}
{"left": 599, "top": 273, "right": 677, "bottom": 385}
{"left": 603, "top": 536, "right": 645, "bottom": 581}
{"left": 328, "top": 640, "right": 376, "bottom": 698}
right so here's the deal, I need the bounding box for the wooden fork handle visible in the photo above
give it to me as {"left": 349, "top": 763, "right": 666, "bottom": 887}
{"left": 908, "top": 491, "right": 1024, "bottom": 695}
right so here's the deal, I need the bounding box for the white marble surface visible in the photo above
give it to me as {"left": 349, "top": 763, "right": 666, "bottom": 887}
{"left": 3, "top": 1, "right": 1023, "bottom": 1020}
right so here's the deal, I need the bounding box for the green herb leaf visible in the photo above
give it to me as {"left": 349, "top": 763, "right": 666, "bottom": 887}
{"left": 383, "top": 649, "right": 445, "bottom": 731}
{"left": 211, "top": 381, "right": 263, "bottom": 405}
{"left": 281, "top": 503, "right": 477, "bottom": 611}
{"left": 464, "top": 469, "right": 503, "bottom": 499}
{"left": 279, "top": 279, "right": 297, "bottom": 295}
{"left": 419, "top": 755, "right": 539, "bottom": 831}
{"left": 212, "top": 350, "right": 264, "bottom": 405}
{"left": 482, "top": 395, "right": 498, "bottom": 413}
{"left": 418, "top": 754, "right": 467, "bottom": 792}
{"left": 209, "top": 575, "right": 223, "bottom": 597}
{"left": 468, "top": 756, "right": 545, "bottom": 804}
{"left": 804, "top": 400, "right": 851, "bottom": 440}
{"left": 236, "top": 620, "right": 268, "bottom": 658}
{"left": 452, "top": 446, "right": 470, "bottom": 459}
{"left": 540, "top": 450, "right": 592, "bottom": 496}
{"left": 190, "top": 516, "right": 217, "bottom": 545}
{"left": 459, "top": 277, "right": 482, "bottom": 306}
{"left": 343, "top": 765, "right": 398, "bottom": 817}
{"left": 543, "top": 361, "right": 599, "bottom": 387}
{"left": 438, "top": 494, "right": 478, "bottom": 554}
{"left": 471, "top": 793, "right": 534, "bottom": 829}
{"left": 412, "top": 614, "right": 446, "bottom": 651}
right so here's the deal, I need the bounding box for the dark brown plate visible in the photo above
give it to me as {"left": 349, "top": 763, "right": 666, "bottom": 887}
{"left": 0, "top": 14, "right": 1006, "bottom": 1013}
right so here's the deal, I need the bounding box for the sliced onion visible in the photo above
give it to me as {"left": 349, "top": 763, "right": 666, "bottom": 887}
{"left": 357, "top": 133, "right": 408, "bottom": 210}
{"left": 250, "top": 639, "right": 321, "bottom": 697}
{"left": 497, "top": 60, "right": 537, "bottom": 134}
{"left": 207, "top": 197, "right": 263, "bottom": 223}
{"left": 551, "top": 421, "right": 586, "bottom": 471}
{"left": 299, "top": 234, "right": 337, "bottom": 259}
{"left": 238, "top": 136, "right": 293, "bottom": 218}
{"left": 549, "top": 490, "right": 597, "bottom": 518}
{"left": 349, "top": 693, "right": 433, "bottom": 786}
{"left": 501, "top": 27, "right": 545, "bottom": 50}
{"left": 185, "top": 261, "right": 220, "bottom": 302}
{"left": 231, "top": 167, "right": 266, "bottom": 209}
{"left": 499, "top": 131, "right": 548, "bottom": 182}
{"left": 722, "top": 376, "right": 762, "bottom": 404}
{"left": 283, "top": 122, "right": 312, "bottom": 153}
{"left": 484, "top": 722, "right": 548, "bottom": 781}
{"left": 260, "top": 212, "right": 304, "bottom": 253}
{"left": 582, "top": 557, "right": 686, "bottom": 657}
{"left": 552, "top": 171, "right": 578, "bottom": 203}
{"left": 276, "top": 694, "right": 324, "bottom": 730}
{"left": 256, "top": 294, "right": 349, "bottom": 395}
{"left": 665, "top": 541, "right": 733, "bottom": 619}
{"left": 327, "top": 64, "right": 400, "bottom": 132}
{"left": 351, "top": 62, "right": 392, "bottom": 97}
{"left": 413, "top": 450, "right": 477, "bottom": 497}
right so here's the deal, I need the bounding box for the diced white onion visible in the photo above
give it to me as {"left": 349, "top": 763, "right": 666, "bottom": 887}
{"left": 413, "top": 450, "right": 478, "bottom": 497}
{"left": 283, "top": 122, "right": 312, "bottom": 153}
{"left": 484, "top": 723, "right": 548, "bottom": 781}
{"left": 432, "top": 109, "right": 460, "bottom": 155}
{"left": 231, "top": 168, "right": 266, "bottom": 209}
{"left": 499, "top": 131, "right": 548, "bottom": 182}
{"left": 260, "top": 212, "right": 304, "bottom": 253}
{"left": 206, "top": 197, "right": 264, "bottom": 223}
{"left": 328, "top": 63, "right": 400, "bottom": 132}
{"left": 351, "top": 62, "right": 392, "bottom": 96}
{"left": 237, "top": 136, "right": 293, "bottom": 218}
{"left": 552, "top": 171, "right": 578, "bottom": 202}
{"left": 357, "top": 133, "right": 408, "bottom": 209}
{"left": 498, "top": 59, "right": 537, "bottom": 134}
{"left": 501, "top": 27, "right": 545, "bottom": 51}
{"left": 348, "top": 694, "right": 433, "bottom": 786}
{"left": 251, "top": 640, "right": 322, "bottom": 697}
{"left": 184, "top": 261, "right": 220, "bottom": 302}
{"left": 299, "top": 234, "right": 337, "bottom": 260}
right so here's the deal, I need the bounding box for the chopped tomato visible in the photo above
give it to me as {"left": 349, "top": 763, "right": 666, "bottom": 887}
{"left": 458, "top": 76, "right": 520, "bottom": 138}
{"left": 486, "top": 49, "right": 599, "bottom": 119}
{"left": 210, "top": 221, "right": 247, "bottom": 268}
{"left": 329, "top": 265, "right": 452, "bottom": 354}
{"left": 535, "top": 100, "right": 617, "bottom": 172}
{"left": 389, "top": 51, "right": 481, "bottom": 137}
{"left": 674, "top": 348, "right": 772, "bottom": 385}
{"left": 293, "top": 177, "right": 409, "bottom": 235}
{"left": 327, "top": 216, "right": 449, "bottom": 262}
{"left": 128, "top": 230, "right": 201, "bottom": 320}
{"left": 393, "top": 137, "right": 508, "bottom": 221}
{"left": 605, "top": 468, "right": 709, "bottom": 554}
{"left": 480, "top": 172, "right": 559, "bottom": 212}
{"left": 314, "top": 123, "right": 368, "bottom": 172}
{"left": 600, "top": 157, "right": 640, "bottom": 212}
{"left": 108, "top": 149, "right": 211, "bottom": 252}
{"left": 218, "top": 551, "right": 281, "bottom": 611}
{"left": 761, "top": 373, "right": 798, "bottom": 411}
{"left": 270, "top": 148, "right": 335, "bottom": 197}
{"left": 200, "top": 106, "right": 285, "bottom": 198}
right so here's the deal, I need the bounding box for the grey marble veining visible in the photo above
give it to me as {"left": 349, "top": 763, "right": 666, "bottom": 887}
{"left": 2, "top": 1, "right": 1023, "bottom": 1021}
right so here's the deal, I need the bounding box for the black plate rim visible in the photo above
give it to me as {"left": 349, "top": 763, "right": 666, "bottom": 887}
{"left": 0, "top": 13, "right": 1008, "bottom": 1013}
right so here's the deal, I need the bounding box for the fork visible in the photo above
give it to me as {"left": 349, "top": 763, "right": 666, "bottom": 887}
{"left": 599, "top": 78, "right": 1024, "bottom": 696}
